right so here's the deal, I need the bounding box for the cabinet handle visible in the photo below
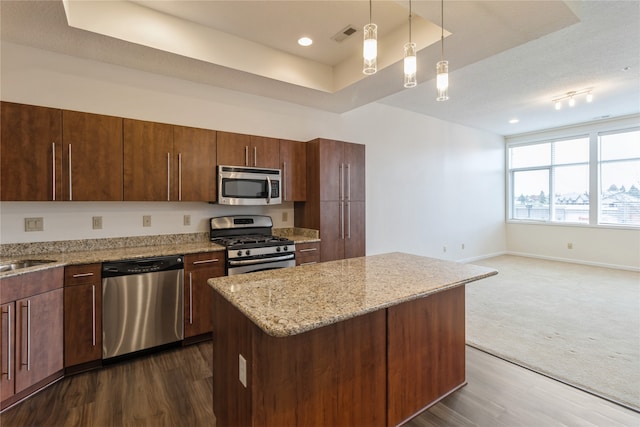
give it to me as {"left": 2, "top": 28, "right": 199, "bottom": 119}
{"left": 339, "top": 163, "right": 344, "bottom": 201}
{"left": 299, "top": 248, "right": 318, "bottom": 253}
{"left": 340, "top": 201, "right": 345, "bottom": 239}
{"left": 91, "top": 285, "right": 96, "bottom": 347}
{"left": 72, "top": 272, "right": 94, "bottom": 278}
{"left": 21, "top": 301, "right": 31, "bottom": 371}
{"left": 245, "top": 146, "right": 249, "bottom": 166}
{"left": 282, "top": 161, "right": 287, "bottom": 201}
{"left": 300, "top": 262, "right": 318, "bottom": 266}
{"left": 68, "top": 144, "right": 73, "bottom": 201}
{"left": 347, "top": 201, "right": 351, "bottom": 239}
{"left": 52, "top": 143, "right": 56, "bottom": 201}
{"left": 2, "top": 305, "right": 11, "bottom": 381}
{"left": 192, "top": 258, "right": 219, "bottom": 265}
{"left": 178, "top": 152, "right": 183, "bottom": 201}
{"left": 347, "top": 163, "right": 351, "bottom": 201}
{"left": 167, "top": 152, "right": 171, "bottom": 201}
{"left": 254, "top": 146, "right": 257, "bottom": 167}
{"left": 188, "top": 272, "right": 193, "bottom": 325}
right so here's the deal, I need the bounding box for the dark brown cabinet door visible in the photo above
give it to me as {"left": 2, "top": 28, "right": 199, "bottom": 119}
{"left": 345, "top": 201, "right": 366, "bottom": 259}
{"left": 62, "top": 110, "right": 123, "bottom": 201}
{"left": 14, "top": 289, "right": 63, "bottom": 394}
{"left": 64, "top": 264, "right": 102, "bottom": 368}
{"left": 123, "top": 119, "right": 174, "bottom": 201}
{"left": 319, "top": 201, "right": 345, "bottom": 262}
{"left": 173, "top": 126, "right": 217, "bottom": 201}
{"left": 318, "top": 139, "right": 343, "bottom": 201}
{"left": 344, "top": 142, "right": 365, "bottom": 202}
{"left": 250, "top": 136, "right": 279, "bottom": 168}
{"left": 184, "top": 253, "right": 225, "bottom": 338}
{"left": 217, "top": 131, "right": 251, "bottom": 167}
{"left": 0, "top": 302, "right": 15, "bottom": 402}
{"left": 0, "top": 102, "right": 62, "bottom": 201}
{"left": 295, "top": 242, "right": 320, "bottom": 266}
{"left": 280, "top": 139, "right": 306, "bottom": 201}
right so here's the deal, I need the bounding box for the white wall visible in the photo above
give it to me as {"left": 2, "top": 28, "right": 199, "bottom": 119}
{"left": 0, "top": 41, "right": 507, "bottom": 261}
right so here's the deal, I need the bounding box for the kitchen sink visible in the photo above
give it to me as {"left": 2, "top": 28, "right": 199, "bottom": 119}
{"left": 0, "top": 259, "right": 56, "bottom": 273}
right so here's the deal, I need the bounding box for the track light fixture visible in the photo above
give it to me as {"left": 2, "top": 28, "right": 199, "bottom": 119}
{"left": 552, "top": 88, "right": 594, "bottom": 110}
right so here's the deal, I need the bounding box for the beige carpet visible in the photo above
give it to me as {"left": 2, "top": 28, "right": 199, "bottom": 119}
{"left": 466, "top": 255, "right": 640, "bottom": 411}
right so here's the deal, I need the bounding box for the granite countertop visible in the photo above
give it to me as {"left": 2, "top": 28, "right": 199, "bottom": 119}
{"left": 208, "top": 252, "right": 498, "bottom": 338}
{"left": 0, "top": 241, "right": 226, "bottom": 278}
{"left": 0, "top": 227, "right": 320, "bottom": 279}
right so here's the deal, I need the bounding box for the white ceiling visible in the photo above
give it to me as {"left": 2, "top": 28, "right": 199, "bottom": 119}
{"left": 1, "top": 1, "right": 639, "bottom": 136}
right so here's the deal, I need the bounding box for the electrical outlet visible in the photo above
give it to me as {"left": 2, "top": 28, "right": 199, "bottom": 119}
{"left": 567, "top": 242, "right": 573, "bottom": 249}
{"left": 92, "top": 216, "right": 103, "bottom": 230}
{"left": 443, "top": 245, "right": 447, "bottom": 253}
{"left": 25, "top": 217, "right": 44, "bottom": 232}
{"left": 183, "top": 215, "right": 191, "bottom": 226}
{"left": 239, "top": 354, "right": 247, "bottom": 388}
{"left": 282, "top": 212, "right": 288, "bottom": 222}
{"left": 143, "top": 215, "right": 152, "bottom": 227}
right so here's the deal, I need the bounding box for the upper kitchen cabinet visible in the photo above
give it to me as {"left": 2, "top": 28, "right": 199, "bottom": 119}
{"left": 123, "top": 119, "right": 174, "bottom": 201}
{"left": 217, "top": 131, "right": 279, "bottom": 168}
{"left": 62, "top": 110, "right": 123, "bottom": 201}
{"left": 173, "top": 125, "right": 216, "bottom": 201}
{"left": 295, "top": 138, "right": 366, "bottom": 262}
{"left": 279, "top": 139, "right": 306, "bottom": 202}
{"left": 1, "top": 102, "right": 62, "bottom": 201}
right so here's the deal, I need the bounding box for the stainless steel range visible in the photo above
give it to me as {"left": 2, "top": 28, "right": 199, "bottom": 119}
{"left": 210, "top": 215, "right": 295, "bottom": 275}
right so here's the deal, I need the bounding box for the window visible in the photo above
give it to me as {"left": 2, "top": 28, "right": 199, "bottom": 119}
{"left": 509, "top": 137, "right": 589, "bottom": 223}
{"left": 599, "top": 129, "right": 640, "bottom": 226}
{"left": 508, "top": 127, "right": 640, "bottom": 227}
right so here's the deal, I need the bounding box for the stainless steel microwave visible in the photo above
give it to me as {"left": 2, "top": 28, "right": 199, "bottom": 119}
{"left": 217, "top": 165, "right": 281, "bottom": 205}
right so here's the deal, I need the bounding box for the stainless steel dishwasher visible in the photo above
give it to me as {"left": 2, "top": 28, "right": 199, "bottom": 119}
{"left": 102, "top": 255, "right": 184, "bottom": 359}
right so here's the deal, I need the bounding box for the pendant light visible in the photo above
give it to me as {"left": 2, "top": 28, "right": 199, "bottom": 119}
{"left": 436, "top": 0, "right": 449, "bottom": 101}
{"left": 403, "top": 0, "right": 417, "bottom": 88}
{"left": 363, "top": 0, "right": 377, "bottom": 75}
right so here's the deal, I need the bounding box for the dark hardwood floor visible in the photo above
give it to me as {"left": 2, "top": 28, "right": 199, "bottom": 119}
{"left": 1, "top": 343, "right": 637, "bottom": 426}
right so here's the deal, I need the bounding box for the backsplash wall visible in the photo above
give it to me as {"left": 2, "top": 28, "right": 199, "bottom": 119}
{"left": 0, "top": 201, "right": 295, "bottom": 244}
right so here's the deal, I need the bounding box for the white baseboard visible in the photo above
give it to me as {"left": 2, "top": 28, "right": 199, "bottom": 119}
{"left": 505, "top": 251, "right": 640, "bottom": 272}
{"left": 458, "top": 251, "right": 508, "bottom": 264}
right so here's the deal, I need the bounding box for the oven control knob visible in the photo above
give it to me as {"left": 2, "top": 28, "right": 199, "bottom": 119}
{"left": 283, "top": 246, "right": 288, "bottom": 252}
{"left": 276, "top": 246, "right": 281, "bottom": 252}
{"left": 237, "top": 251, "right": 243, "bottom": 257}
{"left": 245, "top": 250, "right": 251, "bottom": 256}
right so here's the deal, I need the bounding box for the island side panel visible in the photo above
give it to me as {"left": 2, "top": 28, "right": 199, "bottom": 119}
{"left": 251, "top": 310, "right": 387, "bottom": 426}
{"left": 387, "top": 285, "right": 466, "bottom": 427}
{"left": 212, "top": 291, "right": 253, "bottom": 427}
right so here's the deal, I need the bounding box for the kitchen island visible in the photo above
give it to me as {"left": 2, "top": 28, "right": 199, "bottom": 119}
{"left": 208, "top": 252, "right": 497, "bottom": 426}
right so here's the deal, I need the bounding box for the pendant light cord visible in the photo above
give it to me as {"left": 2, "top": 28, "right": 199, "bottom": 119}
{"left": 409, "top": 0, "right": 412, "bottom": 43}
{"left": 440, "top": 0, "right": 444, "bottom": 60}
{"left": 369, "top": 0, "right": 372, "bottom": 24}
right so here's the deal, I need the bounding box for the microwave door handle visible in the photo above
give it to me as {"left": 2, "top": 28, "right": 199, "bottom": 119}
{"left": 266, "top": 176, "right": 271, "bottom": 204}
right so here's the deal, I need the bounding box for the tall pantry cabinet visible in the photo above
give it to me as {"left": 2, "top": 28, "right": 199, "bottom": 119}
{"left": 295, "top": 138, "right": 365, "bottom": 262}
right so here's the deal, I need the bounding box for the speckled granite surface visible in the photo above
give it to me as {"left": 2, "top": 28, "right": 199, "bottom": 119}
{"left": 208, "top": 252, "right": 497, "bottom": 337}
{"left": 0, "top": 229, "right": 320, "bottom": 278}
{"left": 273, "top": 227, "right": 320, "bottom": 243}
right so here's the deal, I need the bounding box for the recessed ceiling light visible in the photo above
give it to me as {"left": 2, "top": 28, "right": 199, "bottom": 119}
{"left": 622, "top": 66, "right": 631, "bottom": 72}
{"left": 298, "top": 37, "right": 313, "bottom": 47}
{"left": 509, "top": 118, "right": 520, "bottom": 124}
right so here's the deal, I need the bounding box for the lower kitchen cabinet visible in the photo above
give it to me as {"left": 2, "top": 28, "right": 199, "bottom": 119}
{"left": 63, "top": 264, "right": 102, "bottom": 372}
{"left": 295, "top": 241, "right": 320, "bottom": 266}
{"left": 184, "top": 252, "right": 225, "bottom": 340}
{"left": 1, "top": 268, "right": 64, "bottom": 410}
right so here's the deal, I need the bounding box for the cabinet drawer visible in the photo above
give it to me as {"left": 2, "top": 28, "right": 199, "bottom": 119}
{"left": 185, "top": 252, "right": 225, "bottom": 273}
{"left": 296, "top": 242, "right": 320, "bottom": 266}
{"left": 64, "top": 264, "right": 101, "bottom": 286}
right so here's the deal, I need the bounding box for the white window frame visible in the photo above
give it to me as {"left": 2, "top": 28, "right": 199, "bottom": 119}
{"left": 505, "top": 116, "right": 640, "bottom": 230}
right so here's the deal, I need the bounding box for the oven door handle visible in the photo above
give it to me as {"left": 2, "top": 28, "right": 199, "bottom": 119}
{"left": 228, "top": 253, "right": 294, "bottom": 266}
